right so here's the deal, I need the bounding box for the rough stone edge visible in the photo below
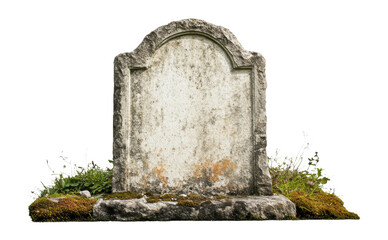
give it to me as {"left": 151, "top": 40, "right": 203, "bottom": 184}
{"left": 92, "top": 195, "right": 296, "bottom": 221}
{"left": 112, "top": 19, "right": 272, "bottom": 195}
{"left": 119, "top": 19, "right": 261, "bottom": 69}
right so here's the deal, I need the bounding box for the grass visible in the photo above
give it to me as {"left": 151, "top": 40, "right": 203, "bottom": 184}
{"left": 269, "top": 151, "right": 359, "bottom": 219}
{"left": 38, "top": 159, "right": 113, "bottom": 198}
{"left": 270, "top": 151, "right": 330, "bottom": 197}
{"left": 30, "top": 151, "right": 359, "bottom": 221}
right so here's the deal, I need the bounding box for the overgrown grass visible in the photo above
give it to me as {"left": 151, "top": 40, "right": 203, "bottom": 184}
{"left": 269, "top": 151, "right": 359, "bottom": 219}
{"left": 33, "top": 151, "right": 359, "bottom": 220}
{"left": 269, "top": 151, "right": 330, "bottom": 197}
{"left": 38, "top": 160, "right": 113, "bottom": 198}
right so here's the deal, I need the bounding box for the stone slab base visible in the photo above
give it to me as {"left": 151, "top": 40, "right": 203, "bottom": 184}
{"left": 93, "top": 194, "right": 296, "bottom": 221}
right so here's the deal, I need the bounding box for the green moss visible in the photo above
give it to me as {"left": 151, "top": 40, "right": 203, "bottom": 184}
{"left": 145, "top": 191, "right": 154, "bottom": 197}
{"left": 289, "top": 191, "right": 360, "bottom": 220}
{"left": 187, "top": 193, "right": 205, "bottom": 201}
{"left": 160, "top": 193, "right": 179, "bottom": 201}
{"left": 177, "top": 200, "right": 200, "bottom": 208}
{"left": 46, "top": 192, "right": 76, "bottom": 198}
{"left": 214, "top": 195, "right": 229, "bottom": 199}
{"left": 29, "top": 195, "right": 97, "bottom": 222}
{"left": 103, "top": 192, "right": 142, "bottom": 200}
{"left": 146, "top": 196, "right": 161, "bottom": 203}
{"left": 145, "top": 193, "right": 211, "bottom": 204}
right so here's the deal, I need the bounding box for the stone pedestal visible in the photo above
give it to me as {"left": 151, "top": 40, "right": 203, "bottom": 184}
{"left": 93, "top": 195, "right": 296, "bottom": 221}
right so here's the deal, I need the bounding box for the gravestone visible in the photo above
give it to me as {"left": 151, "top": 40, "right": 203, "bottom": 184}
{"left": 112, "top": 19, "right": 272, "bottom": 196}
{"left": 93, "top": 19, "right": 296, "bottom": 220}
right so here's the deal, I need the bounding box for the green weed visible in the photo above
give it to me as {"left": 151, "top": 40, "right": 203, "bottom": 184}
{"left": 269, "top": 151, "right": 330, "bottom": 197}
{"left": 39, "top": 159, "right": 113, "bottom": 197}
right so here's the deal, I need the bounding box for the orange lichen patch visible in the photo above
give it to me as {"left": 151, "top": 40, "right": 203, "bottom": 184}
{"left": 194, "top": 157, "right": 212, "bottom": 179}
{"left": 152, "top": 165, "right": 169, "bottom": 188}
{"left": 211, "top": 159, "right": 236, "bottom": 181}
{"left": 140, "top": 161, "right": 169, "bottom": 189}
{"left": 29, "top": 195, "right": 97, "bottom": 222}
{"left": 194, "top": 165, "right": 205, "bottom": 179}
{"left": 289, "top": 191, "right": 360, "bottom": 220}
{"left": 193, "top": 158, "right": 236, "bottom": 183}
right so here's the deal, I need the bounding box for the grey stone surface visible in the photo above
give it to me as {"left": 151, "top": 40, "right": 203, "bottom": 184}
{"left": 80, "top": 190, "right": 91, "bottom": 198}
{"left": 112, "top": 19, "right": 271, "bottom": 196}
{"left": 93, "top": 195, "right": 296, "bottom": 221}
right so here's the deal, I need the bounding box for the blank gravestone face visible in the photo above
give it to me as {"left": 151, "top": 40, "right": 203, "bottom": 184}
{"left": 112, "top": 19, "right": 272, "bottom": 196}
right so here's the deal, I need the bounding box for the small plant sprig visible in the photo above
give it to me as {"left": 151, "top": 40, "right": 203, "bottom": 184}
{"left": 304, "top": 152, "right": 330, "bottom": 194}
{"left": 269, "top": 151, "right": 330, "bottom": 197}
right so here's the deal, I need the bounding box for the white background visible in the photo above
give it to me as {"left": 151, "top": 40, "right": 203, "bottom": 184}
{"left": 1, "top": 0, "right": 387, "bottom": 239}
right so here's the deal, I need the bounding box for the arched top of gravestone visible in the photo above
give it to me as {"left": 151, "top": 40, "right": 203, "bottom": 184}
{"left": 114, "top": 19, "right": 265, "bottom": 71}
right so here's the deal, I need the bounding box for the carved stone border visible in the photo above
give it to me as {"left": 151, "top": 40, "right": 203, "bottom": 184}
{"left": 112, "top": 19, "right": 272, "bottom": 195}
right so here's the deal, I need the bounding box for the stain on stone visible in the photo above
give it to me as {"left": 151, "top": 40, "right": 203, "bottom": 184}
{"left": 152, "top": 165, "right": 169, "bottom": 188}
{"left": 193, "top": 158, "right": 237, "bottom": 185}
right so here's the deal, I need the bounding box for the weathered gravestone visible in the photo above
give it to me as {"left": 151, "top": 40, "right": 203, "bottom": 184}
{"left": 93, "top": 19, "right": 296, "bottom": 220}
{"left": 112, "top": 19, "right": 272, "bottom": 195}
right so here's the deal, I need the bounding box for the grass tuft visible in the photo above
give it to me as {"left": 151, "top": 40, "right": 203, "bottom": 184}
{"left": 39, "top": 160, "right": 113, "bottom": 198}
{"left": 270, "top": 151, "right": 359, "bottom": 219}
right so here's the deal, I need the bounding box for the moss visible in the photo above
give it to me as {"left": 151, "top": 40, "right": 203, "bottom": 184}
{"left": 160, "top": 193, "right": 179, "bottom": 201}
{"left": 187, "top": 193, "right": 205, "bottom": 201}
{"left": 46, "top": 192, "right": 78, "bottom": 198}
{"left": 177, "top": 200, "right": 200, "bottom": 208}
{"left": 32, "top": 191, "right": 359, "bottom": 221}
{"left": 289, "top": 191, "right": 360, "bottom": 220}
{"left": 146, "top": 193, "right": 210, "bottom": 204}
{"left": 103, "top": 192, "right": 142, "bottom": 200}
{"left": 29, "top": 195, "right": 97, "bottom": 222}
{"left": 214, "top": 195, "right": 229, "bottom": 199}
{"left": 145, "top": 191, "right": 154, "bottom": 197}
{"left": 146, "top": 196, "right": 161, "bottom": 203}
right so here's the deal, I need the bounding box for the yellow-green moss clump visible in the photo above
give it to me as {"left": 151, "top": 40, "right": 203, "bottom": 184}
{"left": 177, "top": 200, "right": 200, "bottom": 208}
{"left": 103, "top": 192, "right": 142, "bottom": 200}
{"left": 187, "top": 193, "right": 206, "bottom": 201}
{"left": 214, "top": 195, "right": 229, "bottom": 200}
{"left": 146, "top": 196, "right": 161, "bottom": 203}
{"left": 144, "top": 193, "right": 222, "bottom": 206}
{"left": 160, "top": 193, "right": 180, "bottom": 201}
{"left": 29, "top": 195, "right": 97, "bottom": 222}
{"left": 102, "top": 192, "right": 213, "bottom": 204}
{"left": 289, "top": 191, "right": 360, "bottom": 219}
